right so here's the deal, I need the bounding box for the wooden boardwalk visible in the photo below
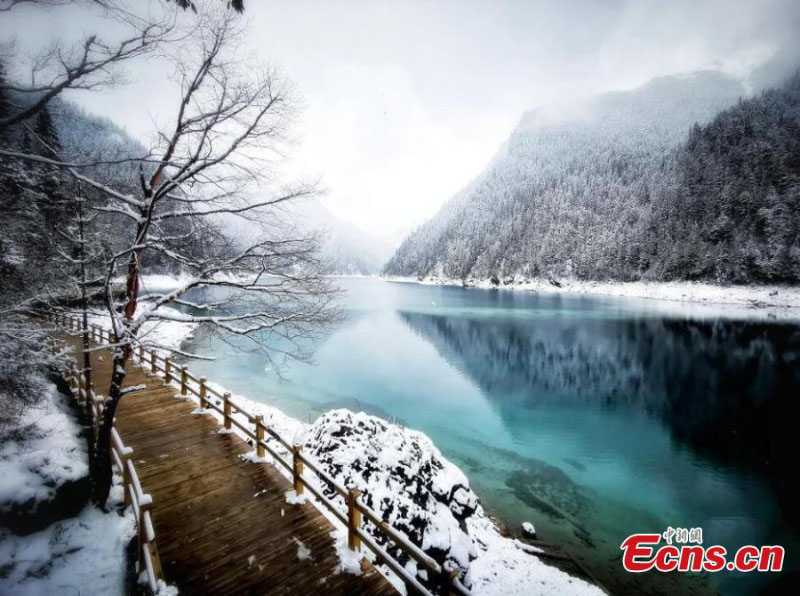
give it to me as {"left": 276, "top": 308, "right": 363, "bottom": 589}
{"left": 59, "top": 332, "right": 396, "bottom": 596}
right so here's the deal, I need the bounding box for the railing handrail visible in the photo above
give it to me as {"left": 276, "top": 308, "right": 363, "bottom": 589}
{"left": 49, "top": 310, "right": 470, "bottom": 596}
{"left": 51, "top": 312, "right": 164, "bottom": 593}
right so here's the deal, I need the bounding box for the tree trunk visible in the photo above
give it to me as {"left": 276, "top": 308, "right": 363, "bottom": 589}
{"left": 78, "top": 192, "right": 93, "bottom": 428}
{"left": 91, "top": 348, "right": 128, "bottom": 507}
{"left": 77, "top": 188, "right": 102, "bottom": 501}
{"left": 93, "top": 195, "right": 147, "bottom": 507}
{"left": 92, "top": 241, "right": 142, "bottom": 507}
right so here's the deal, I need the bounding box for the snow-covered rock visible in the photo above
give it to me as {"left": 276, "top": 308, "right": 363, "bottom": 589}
{"left": 303, "top": 410, "right": 478, "bottom": 576}
{"left": 0, "top": 373, "right": 140, "bottom": 595}
{"left": 0, "top": 379, "right": 88, "bottom": 533}
{"left": 521, "top": 522, "right": 537, "bottom": 539}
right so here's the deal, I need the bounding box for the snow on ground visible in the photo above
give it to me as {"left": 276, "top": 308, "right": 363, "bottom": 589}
{"left": 387, "top": 275, "right": 800, "bottom": 321}
{"left": 0, "top": 380, "right": 87, "bottom": 511}
{"left": 82, "top": 305, "right": 197, "bottom": 356}
{"left": 0, "top": 373, "right": 140, "bottom": 595}
{"left": 0, "top": 484, "right": 135, "bottom": 596}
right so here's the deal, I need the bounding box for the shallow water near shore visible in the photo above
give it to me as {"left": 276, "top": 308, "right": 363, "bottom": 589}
{"left": 177, "top": 277, "right": 800, "bottom": 595}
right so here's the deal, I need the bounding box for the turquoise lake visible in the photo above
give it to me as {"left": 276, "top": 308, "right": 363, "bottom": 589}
{"left": 177, "top": 278, "right": 800, "bottom": 595}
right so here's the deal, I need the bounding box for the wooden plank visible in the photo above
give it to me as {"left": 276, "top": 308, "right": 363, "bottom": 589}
{"left": 55, "top": 331, "right": 397, "bottom": 596}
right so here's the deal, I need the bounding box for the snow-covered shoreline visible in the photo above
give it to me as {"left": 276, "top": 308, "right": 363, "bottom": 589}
{"left": 384, "top": 275, "right": 800, "bottom": 321}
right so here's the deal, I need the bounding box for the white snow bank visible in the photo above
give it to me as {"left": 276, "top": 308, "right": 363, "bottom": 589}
{"left": 0, "top": 380, "right": 87, "bottom": 510}
{"left": 0, "top": 482, "right": 134, "bottom": 595}
{"left": 284, "top": 490, "right": 307, "bottom": 506}
{"left": 303, "top": 411, "right": 599, "bottom": 595}
{"left": 137, "top": 273, "right": 195, "bottom": 292}
{"left": 114, "top": 272, "right": 259, "bottom": 293}
{"left": 388, "top": 275, "right": 800, "bottom": 321}
{"left": 466, "top": 516, "right": 593, "bottom": 595}
{"left": 82, "top": 304, "right": 197, "bottom": 356}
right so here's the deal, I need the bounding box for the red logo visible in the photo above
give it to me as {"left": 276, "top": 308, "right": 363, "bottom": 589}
{"left": 621, "top": 529, "right": 784, "bottom": 573}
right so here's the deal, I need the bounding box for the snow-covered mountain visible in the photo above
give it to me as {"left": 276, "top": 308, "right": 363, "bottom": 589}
{"left": 384, "top": 71, "right": 748, "bottom": 282}
{"left": 291, "top": 200, "right": 394, "bottom": 275}
{"left": 51, "top": 99, "right": 392, "bottom": 276}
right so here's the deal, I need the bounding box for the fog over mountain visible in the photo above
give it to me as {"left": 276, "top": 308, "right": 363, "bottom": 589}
{"left": 384, "top": 70, "right": 800, "bottom": 284}
{"left": 292, "top": 200, "right": 394, "bottom": 275}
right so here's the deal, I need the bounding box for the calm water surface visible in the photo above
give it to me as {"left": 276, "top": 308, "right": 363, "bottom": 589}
{"left": 178, "top": 278, "right": 800, "bottom": 595}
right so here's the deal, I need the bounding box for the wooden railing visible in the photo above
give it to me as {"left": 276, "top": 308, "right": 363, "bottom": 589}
{"left": 51, "top": 314, "right": 165, "bottom": 593}
{"left": 49, "top": 311, "right": 471, "bottom": 596}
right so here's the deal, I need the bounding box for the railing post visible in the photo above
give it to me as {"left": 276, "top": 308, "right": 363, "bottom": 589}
{"left": 199, "top": 377, "right": 207, "bottom": 409}
{"left": 149, "top": 542, "right": 164, "bottom": 586}
{"left": 91, "top": 385, "right": 102, "bottom": 433}
{"left": 347, "top": 489, "right": 363, "bottom": 551}
{"left": 150, "top": 350, "right": 157, "bottom": 374}
{"left": 164, "top": 358, "right": 171, "bottom": 384}
{"left": 292, "top": 444, "right": 304, "bottom": 496}
{"left": 138, "top": 345, "right": 144, "bottom": 362}
{"left": 180, "top": 366, "right": 188, "bottom": 396}
{"left": 78, "top": 371, "right": 86, "bottom": 404}
{"left": 137, "top": 499, "right": 149, "bottom": 575}
{"left": 255, "top": 416, "right": 265, "bottom": 457}
{"left": 441, "top": 568, "right": 460, "bottom": 595}
{"left": 121, "top": 450, "right": 132, "bottom": 507}
{"left": 223, "top": 392, "right": 232, "bottom": 430}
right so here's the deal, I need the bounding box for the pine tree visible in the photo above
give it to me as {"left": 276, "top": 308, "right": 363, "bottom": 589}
{"left": 34, "top": 106, "right": 61, "bottom": 159}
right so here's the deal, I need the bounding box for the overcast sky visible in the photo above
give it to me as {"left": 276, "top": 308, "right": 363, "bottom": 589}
{"left": 3, "top": 0, "right": 799, "bottom": 239}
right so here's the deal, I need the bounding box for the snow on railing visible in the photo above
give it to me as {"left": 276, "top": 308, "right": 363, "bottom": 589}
{"left": 49, "top": 311, "right": 472, "bottom": 596}
{"left": 50, "top": 313, "right": 165, "bottom": 593}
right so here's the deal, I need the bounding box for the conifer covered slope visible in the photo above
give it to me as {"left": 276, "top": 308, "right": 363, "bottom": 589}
{"left": 385, "top": 72, "right": 800, "bottom": 284}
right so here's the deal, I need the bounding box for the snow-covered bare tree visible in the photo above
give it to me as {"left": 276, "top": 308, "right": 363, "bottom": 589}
{"left": 0, "top": 0, "right": 177, "bottom": 131}
{"left": 74, "top": 9, "right": 340, "bottom": 506}
{"left": 1, "top": 3, "right": 339, "bottom": 506}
